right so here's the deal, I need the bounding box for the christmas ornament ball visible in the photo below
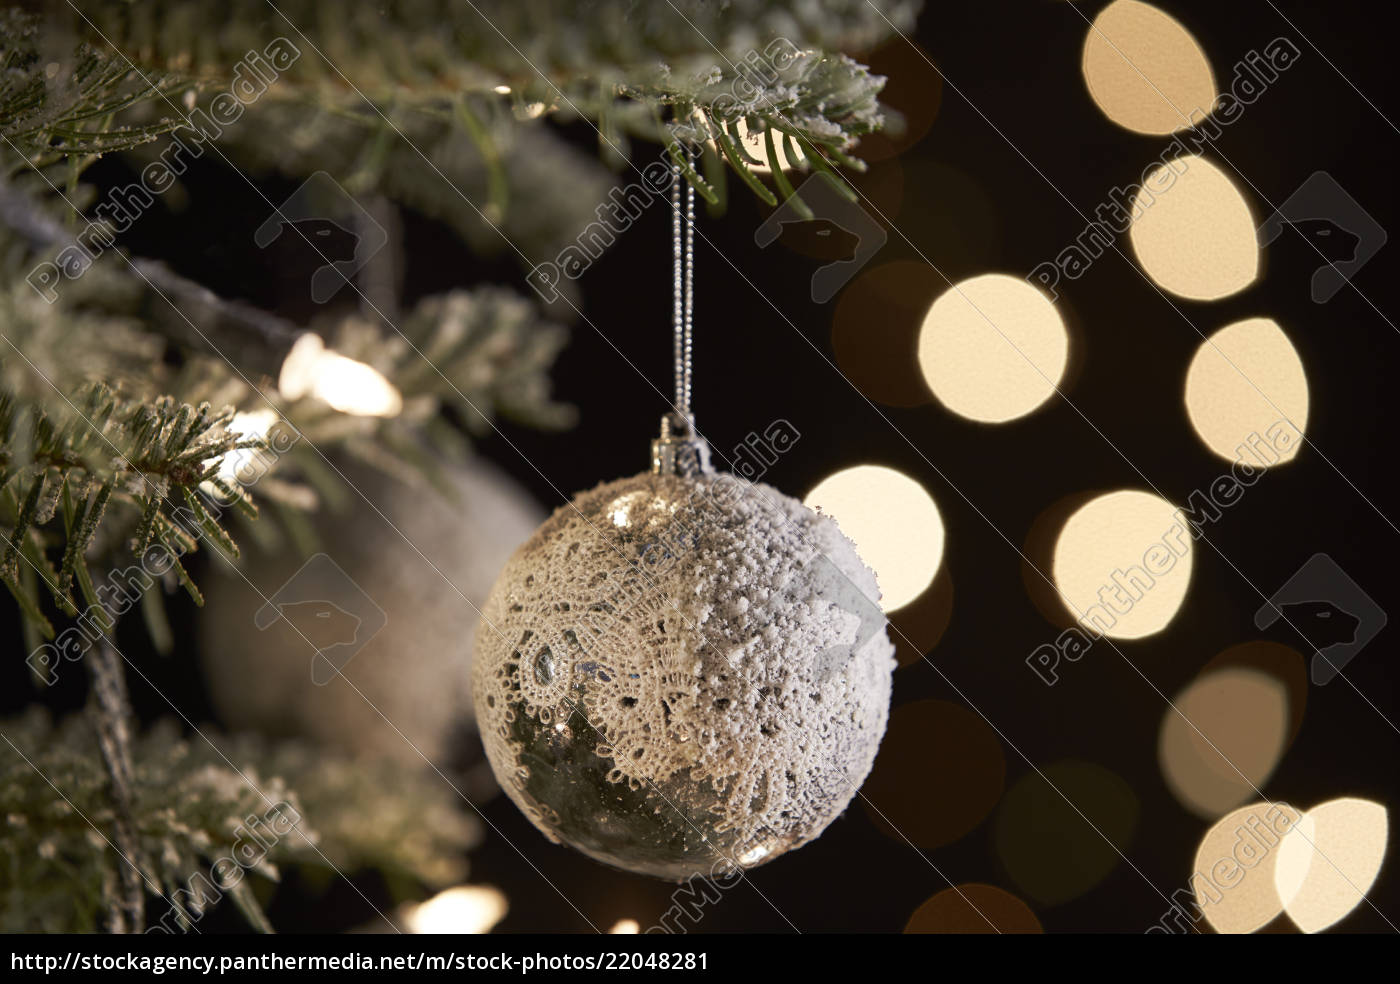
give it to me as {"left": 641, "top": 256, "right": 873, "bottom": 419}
{"left": 199, "top": 458, "right": 543, "bottom": 767}
{"left": 472, "top": 469, "right": 895, "bottom": 881}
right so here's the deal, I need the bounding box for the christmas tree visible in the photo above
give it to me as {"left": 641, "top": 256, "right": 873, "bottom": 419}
{"left": 1, "top": 0, "right": 915, "bottom": 933}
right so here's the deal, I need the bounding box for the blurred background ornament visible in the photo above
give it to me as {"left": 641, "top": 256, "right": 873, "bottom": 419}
{"left": 198, "top": 456, "right": 542, "bottom": 775}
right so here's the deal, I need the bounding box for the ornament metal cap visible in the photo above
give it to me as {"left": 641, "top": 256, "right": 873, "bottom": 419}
{"left": 650, "top": 412, "right": 712, "bottom": 477}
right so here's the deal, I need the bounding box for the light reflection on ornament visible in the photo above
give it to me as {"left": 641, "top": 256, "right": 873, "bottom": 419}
{"left": 737, "top": 845, "right": 770, "bottom": 866}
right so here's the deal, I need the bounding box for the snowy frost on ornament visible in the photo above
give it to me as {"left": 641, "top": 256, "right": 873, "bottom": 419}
{"left": 472, "top": 470, "right": 895, "bottom": 881}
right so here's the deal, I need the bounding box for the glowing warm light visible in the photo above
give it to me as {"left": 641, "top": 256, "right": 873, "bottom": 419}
{"left": 279, "top": 333, "right": 404, "bottom": 418}
{"left": 917, "top": 273, "right": 1067, "bottom": 423}
{"left": 213, "top": 408, "right": 279, "bottom": 484}
{"left": 804, "top": 465, "right": 944, "bottom": 612}
{"left": 228, "top": 408, "right": 278, "bottom": 435}
{"left": 1202, "top": 641, "right": 1308, "bottom": 748}
{"left": 1190, "top": 802, "right": 1301, "bottom": 934}
{"left": 730, "top": 118, "right": 804, "bottom": 173}
{"left": 493, "top": 84, "right": 512, "bottom": 95}
{"left": 1129, "top": 155, "right": 1257, "bottom": 300}
{"left": 698, "top": 114, "right": 804, "bottom": 173}
{"left": 403, "top": 885, "right": 508, "bottom": 934}
{"left": 1082, "top": 0, "right": 1217, "bottom": 135}
{"left": 905, "top": 884, "right": 1042, "bottom": 934}
{"left": 1160, "top": 668, "right": 1290, "bottom": 819}
{"left": 1051, "top": 490, "right": 1193, "bottom": 640}
{"left": 609, "top": 919, "right": 640, "bottom": 934}
{"left": 1184, "top": 318, "right": 1308, "bottom": 466}
{"left": 1275, "top": 797, "right": 1388, "bottom": 933}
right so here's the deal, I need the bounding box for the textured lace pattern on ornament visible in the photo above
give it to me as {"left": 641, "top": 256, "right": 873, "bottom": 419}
{"left": 473, "top": 472, "right": 896, "bottom": 850}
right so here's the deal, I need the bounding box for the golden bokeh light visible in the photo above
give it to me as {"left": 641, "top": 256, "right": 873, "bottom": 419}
{"left": 805, "top": 465, "right": 944, "bottom": 612}
{"left": 995, "top": 761, "right": 1138, "bottom": 905}
{"left": 1202, "top": 641, "right": 1308, "bottom": 748}
{"left": 1082, "top": 0, "right": 1217, "bottom": 135}
{"left": 1160, "top": 668, "right": 1290, "bottom": 819}
{"left": 1022, "top": 491, "right": 1100, "bottom": 632}
{"left": 1050, "top": 490, "right": 1193, "bottom": 640}
{"left": 1275, "top": 797, "right": 1389, "bottom": 933}
{"left": 862, "top": 700, "right": 1005, "bottom": 850}
{"left": 1190, "top": 802, "right": 1302, "bottom": 934}
{"left": 1185, "top": 318, "right": 1308, "bottom": 466}
{"left": 1129, "top": 155, "right": 1257, "bottom": 300}
{"left": 917, "top": 273, "right": 1068, "bottom": 423}
{"left": 905, "top": 884, "right": 1042, "bottom": 934}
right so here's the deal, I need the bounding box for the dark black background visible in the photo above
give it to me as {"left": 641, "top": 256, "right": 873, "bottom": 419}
{"left": 3, "top": 0, "right": 1396, "bottom": 933}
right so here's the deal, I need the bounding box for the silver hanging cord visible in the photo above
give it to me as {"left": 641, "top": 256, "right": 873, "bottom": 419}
{"left": 652, "top": 158, "right": 711, "bottom": 476}
{"left": 671, "top": 161, "right": 695, "bottom": 424}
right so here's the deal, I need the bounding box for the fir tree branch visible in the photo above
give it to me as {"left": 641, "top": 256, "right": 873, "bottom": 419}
{"left": 54, "top": 0, "right": 918, "bottom": 210}
{"left": 0, "top": 710, "right": 481, "bottom": 932}
{"left": 84, "top": 635, "right": 145, "bottom": 934}
{"left": 0, "top": 175, "right": 301, "bottom": 377}
{"left": 0, "top": 8, "right": 192, "bottom": 166}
